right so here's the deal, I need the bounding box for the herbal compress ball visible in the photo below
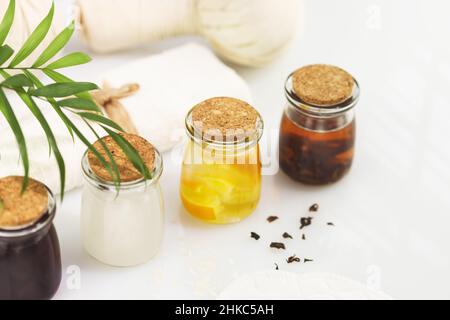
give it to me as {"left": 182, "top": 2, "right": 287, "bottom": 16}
{"left": 76, "top": 0, "right": 302, "bottom": 67}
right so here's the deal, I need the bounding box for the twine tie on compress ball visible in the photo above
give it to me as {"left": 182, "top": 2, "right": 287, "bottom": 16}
{"left": 91, "top": 82, "right": 140, "bottom": 134}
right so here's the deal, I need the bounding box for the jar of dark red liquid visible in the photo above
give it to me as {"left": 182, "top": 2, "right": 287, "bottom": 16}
{"left": 0, "top": 176, "right": 62, "bottom": 300}
{"left": 279, "top": 64, "right": 359, "bottom": 184}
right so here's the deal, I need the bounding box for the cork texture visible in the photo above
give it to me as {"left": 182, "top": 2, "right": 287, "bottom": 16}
{"left": 88, "top": 133, "right": 155, "bottom": 182}
{"left": 0, "top": 176, "right": 49, "bottom": 228}
{"left": 191, "top": 97, "right": 259, "bottom": 141}
{"left": 292, "top": 64, "right": 354, "bottom": 106}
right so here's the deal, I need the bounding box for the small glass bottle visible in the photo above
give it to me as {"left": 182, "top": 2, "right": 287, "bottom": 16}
{"left": 81, "top": 133, "right": 164, "bottom": 267}
{"left": 279, "top": 64, "right": 360, "bottom": 184}
{"left": 0, "top": 176, "right": 62, "bottom": 300}
{"left": 180, "top": 97, "right": 264, "bottom": 224}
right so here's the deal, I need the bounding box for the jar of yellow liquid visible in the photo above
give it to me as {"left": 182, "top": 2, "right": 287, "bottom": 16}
{"left": 180, "top": 97, "right": 264, "bottom": 224}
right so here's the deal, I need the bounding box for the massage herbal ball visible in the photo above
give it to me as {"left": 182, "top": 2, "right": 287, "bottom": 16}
{"left": 76, "top": 0, "right": 302, "bottom": 67}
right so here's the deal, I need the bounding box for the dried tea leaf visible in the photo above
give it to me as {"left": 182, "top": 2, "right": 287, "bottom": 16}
{"left": 282, "top": 232, "right": 293, "bottom": 239}
{"left": 286, "top": 255, "right": 301, "bottom": 264}
{"left": 309, "top": 203, "right": 319, "bottom": 212}
{"left": 327, "top": 222, "right": 335, "bottom": 226}
{"left": 270, "top": 242, "right": 286, "bottom": 250}
{"left": 250, "top": 232, "right": 260, "bottom": 240}
{"left": 300, "top": 217, "right": 313, "bottom": 229}
{"left": 301, "top": 234, "right": 306, "bottom": 240}
{"left": 275, "top": 263, "right": 279, "bottom": 270}
{"left": 304, "top": 258, "right": 314, "bottom": 263}
{"left": 267, "top": 216, "right": 278, "bottom": 223}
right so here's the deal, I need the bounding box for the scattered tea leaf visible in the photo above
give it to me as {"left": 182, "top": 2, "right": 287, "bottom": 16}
{"left": 250, "top": 232, "right": 260, "bottom": 240}
{"left": 304, "top": 258, "right": 314, "bottom": 263}
{"left": 309, "top": 203, "right": 319, "bottom": 212}
{"left": 300, "top": 217, "right": 313, "bottom": 229}
{"left": 301, "top": 234, "right": 306, "bottom": 240}
{"left": 270, "top": 242, "right": 286, "bottom": 250}
{"left": 282, "top": 232, "right": 293, "bottom": 239}
{"left": 267, "top": 216, "right": 278, "bottom": 223}
{"left": 274, "top": 263, "right": 279, "bottom": 270}
{"left": 327, "top": 222, "right": 335, "bottom": 226}
{"left": 286, "top": 255, "right": 301, "bottom": 264}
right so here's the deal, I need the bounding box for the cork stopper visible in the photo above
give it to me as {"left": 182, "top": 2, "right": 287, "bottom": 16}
{"left": 0, "top": 176, "right": 49, "bottom": 229}
{"left": 292, "top": 64, "right": 355, "bottom": 106}
{"left": 88, "top": 133, "right": 156, "bottom": 182}
{"left": 191, "top": 97, "right": 260, "bottom": 141}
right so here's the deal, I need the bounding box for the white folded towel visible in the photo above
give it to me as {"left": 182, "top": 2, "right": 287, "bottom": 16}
{"left": 0, "top": 43, "right": 252, "bottom": 193}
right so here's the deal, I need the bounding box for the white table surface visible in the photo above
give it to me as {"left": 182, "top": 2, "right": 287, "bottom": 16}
{"left": 52, "top": 0, "right": 450, "bottom": 299}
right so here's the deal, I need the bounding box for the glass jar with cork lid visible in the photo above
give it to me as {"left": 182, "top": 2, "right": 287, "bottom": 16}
{"left": 81, "top": 133, "right": 164, "bottom": 267}
{"left": 180, "top": 97, "right": 264, "bottom": 224}
{"left": 279, "top": 64, "right": 360, "bottom": 184}
{"left": 0, "top": 176, "right": 62, "bottom": 300}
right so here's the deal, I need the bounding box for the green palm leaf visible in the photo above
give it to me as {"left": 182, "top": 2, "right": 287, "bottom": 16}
{"left": 8, "top": 3, "right": 54, "bottom": 67}
{"left": 32, "top": 21, "right": 75, "bottom": 68}
{"left": 0, "top": 0, "right": 15, "bottom": 45}
{"left": 25, "top": 70, "right": 122, "bottom": 187}
{"left": 0, "top": 45, "right": 14, "bottom": 65}
{"left": 26, "top": 70, "right": 118, "bottom": 184}
{"left": 0, "top": 88, "right": 29, "bottom": 191}
{"left": 0, "top": 0, "right": 146, "bottom": 196}
{"left": 24, "top": 70, "right": 74, "bottom": 139}
{"left": 83, "top": 120, "right": 121, "bottom": 186}
{"left": 15, "top": 90, "right": 66, "bottom": 198}
{"left": 103, "top": 127, "right": 152, "bottom": 180}
{"left": 43, "top": 68, "right": 73, "bottom": 82}
{"left": 77, "top": 112, "right": 123, "bottom": 131}
{"left": 1, "top": 74, "right": 33, "bottom": 89}
{"left": 56, "top": 98, "right": 101, "bottom": 112}
{"left": 62, "top": 115, "right": 120, "bottom": 185}
{"left": 30, "top": 82, "right": 99, "bottom": 98}
{"left": 43, "top": 69, "right": 92, "bottom": 100}
{"left": 46, "top": 52, "right": 92, "bottom": 70}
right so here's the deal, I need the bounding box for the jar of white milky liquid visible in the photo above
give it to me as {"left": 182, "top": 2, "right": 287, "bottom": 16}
{"left": 81, "top": 133, "right": 164, "bottom": 267}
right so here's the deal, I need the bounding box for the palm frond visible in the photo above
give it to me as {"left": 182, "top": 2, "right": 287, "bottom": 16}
{"left": 46, "top": 52, "right": 91, "bottom": 70}
{"left": 55, "top": 98, "right": 101, "bottom": 113}
{"left": 83, "top": 120, "right": 121, "bottom": 188}
{"left": 15, "top": 90, "right": 66, "bottom": 198}
{"left": 0, "top": 0, "right": 15, "bottom": 45}
{"left": 0, "top": 45, "right": 14, "bottom": 65}
{"left": 42, "top": 69, "right": 92, "bottom": 100}
{"left": 29, "top": 82, "right": 99, "bottom": 98}
{"left": 33, "top": 21, "right": 75, "bottom": 68}
{"left": 8, "top": 3, "right": 54, "bottom": 67}
{"left": 1, "top": 74, "right": 33, "bottom": 88}
{"left": 0, "top": 0, "right": 150, "bottom": 196}
{"left": 0, "top": 88, "right": 29, "bottom": 191}
{"left": 23, "top": 69, "right": 75, "bottom": 141}
{"left": 103, "top": 127, "right": 152, "bottom": 180}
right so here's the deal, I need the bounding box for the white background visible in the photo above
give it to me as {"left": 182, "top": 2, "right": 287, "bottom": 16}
{"left": 52, "top": 0, "right": 450, "bottom": 299}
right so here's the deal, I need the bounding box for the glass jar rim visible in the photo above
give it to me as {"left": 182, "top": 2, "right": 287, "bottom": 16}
{"left": 285, "top": 72, "right": 360, "bottom": 117}
{"left": 184, "top": 106, "right": 264, "bottom": 149}
{"left": 81, "top": 147, "right": 163, "bottom": 191}
{"left": 0, "top": 186, "right": 56, "bottom": 238}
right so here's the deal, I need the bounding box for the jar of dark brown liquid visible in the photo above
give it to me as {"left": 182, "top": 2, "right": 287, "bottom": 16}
{"left": 0, "top": 176, "right": 61, "bottom": 300}
{"left": 279, "top": 64, "right": 360, "bottom": 184}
